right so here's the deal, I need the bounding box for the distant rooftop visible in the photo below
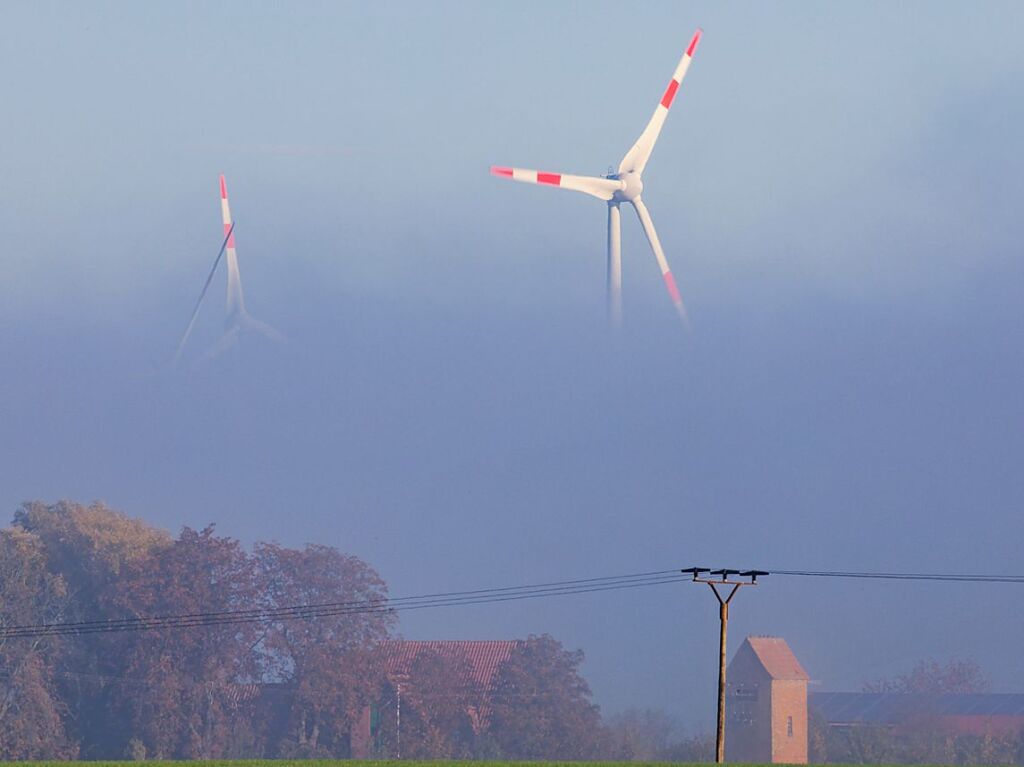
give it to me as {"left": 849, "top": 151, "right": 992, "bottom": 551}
{"left": 745, "top": 636, "right": 810, "bottom": 681}
{"left": 812, "top": 692, "right": 1024, "bottom": 724}
{"left": 378, "top": 639, "right": 522, "bottom": 690}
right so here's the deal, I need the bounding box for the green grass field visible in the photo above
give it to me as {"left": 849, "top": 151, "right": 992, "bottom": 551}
{"left": 2, "top": 761, "right": 790, "bottom": 765}
{"left": 2, "top": 762, "right": 941, "bottom": 767}
{"left": 4, "top": 762, "right": 774, "bottom": 767}
{"left": 22, "top": 762, "right": 683, "bottom": 766}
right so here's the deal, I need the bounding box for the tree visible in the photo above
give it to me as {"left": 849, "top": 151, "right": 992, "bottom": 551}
{"left": 864, "top": 658, "right": 989, "bottom": 695}
{"left": 606, "top": 708, "right": 715, "bottom": 762}
{"left": 253, "top": 542, "right": 393, "bottom": 757}
{"left": 488, "top": 634, "right": 608, "bottom": 759}
{"left": 111, "top": 526, "right": 259, "bottom": 759}
{"left": 12, "top": 500, "right": 170, "bottom": 758}
{"left": 606, "top": 708, "right": 678, "bottom": 760}
{"left": 0, "top": 527, "right": 77, "bottom": 759}
{"left": 659, "top": 731, "right": 716, "bottom": 762}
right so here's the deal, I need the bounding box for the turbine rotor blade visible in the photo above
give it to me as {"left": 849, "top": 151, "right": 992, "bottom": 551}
{"left": 619, "top": 28, "right": 702, "bottom": 175}
{"left": 632, "top": 199, "right": 688, "bottom": 326}
{"left": 491, "top": 166, "right": 623, "bottom": 201}
{"left": 204, "top": 325, "right": 241, "bottom": 361}
{"left": 173, "top": 222, "right": 235, "bottom": 365}
{"left": 239, "top": 312, "right": 286, "bottom": 343}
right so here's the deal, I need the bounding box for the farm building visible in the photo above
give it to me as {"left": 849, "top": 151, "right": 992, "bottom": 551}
{"left": 351, "top": 639, "right": 523, "bottom": 758}
{"left": 811, "top": 691, "right": 1024, "bottom": 736}
{"left": 725, "top": 636, "right": 810, "bottom": 763}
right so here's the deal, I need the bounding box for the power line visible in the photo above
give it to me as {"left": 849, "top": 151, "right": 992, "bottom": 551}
{"left": 5, "top": 568, "right": 682, "bottom": 634}
{"left": 769, "top": 569, "right": 1024, "bottom": 583}
{"left": 0, "top": 570, "right": 686, "bottom": 640}
{"left": 0, "top": 570, "right": 684, "bottom": 636}
{"left": 3, "top": 566, "right": 1022, "bottom": 642}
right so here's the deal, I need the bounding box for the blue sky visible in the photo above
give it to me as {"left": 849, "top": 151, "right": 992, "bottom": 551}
{"left": 1, "top": 1, "right": 1023, "bottom": 728}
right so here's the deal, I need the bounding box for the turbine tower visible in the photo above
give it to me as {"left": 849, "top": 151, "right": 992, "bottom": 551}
{"left": 491, "top": 29, "right": 702, "bottom": 327}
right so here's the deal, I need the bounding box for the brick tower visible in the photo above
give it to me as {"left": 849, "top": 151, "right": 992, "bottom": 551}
{"left": 725, "top": 636, "right": 808, "bottom": 763}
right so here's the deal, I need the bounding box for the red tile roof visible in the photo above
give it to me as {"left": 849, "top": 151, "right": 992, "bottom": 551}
{"left": 379, "top": 640, "right": 522, "bottom": 690}
{"left": 745, "top": 636, "right": 809, "bottom": 681}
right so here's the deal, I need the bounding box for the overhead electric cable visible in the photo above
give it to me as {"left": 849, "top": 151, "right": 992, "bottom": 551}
{"left": 0, "top": 571, "right": 686, "bottom": 640}
{"left": 768, "top": 569, "right": 1024, "bottom": 583}
{"left": 4, "top": 566, "right": 1022, "bottom": 642}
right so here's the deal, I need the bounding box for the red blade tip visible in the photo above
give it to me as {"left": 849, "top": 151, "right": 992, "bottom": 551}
{"left": 687, "top": 29, "right": 702, "bottom": 57}
{"left": 663, "top": 272, "right": 683, "bottom": 304}
{"left": 219, "top": 175, "right": 228, "bottom": 199}
{"left": 491, "top": 166, "right": 514, "bottom": 177}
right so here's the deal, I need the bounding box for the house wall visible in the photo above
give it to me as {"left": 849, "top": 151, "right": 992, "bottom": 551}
{"left": 770, "top": 679, "right": 808, "bottom": 764}
{"left": 726, "top": 645, "right": 773, "bottom": 763}
{"left": 924, "top": 714, "right": 1024, "bottom": 737}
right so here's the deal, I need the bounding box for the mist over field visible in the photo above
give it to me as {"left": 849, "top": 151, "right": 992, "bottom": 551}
{"left": 1, "top": 0, "right": 1023, "bottom": 737}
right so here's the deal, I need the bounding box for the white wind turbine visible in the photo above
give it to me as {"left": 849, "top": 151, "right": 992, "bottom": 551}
{"left": 491, "top": 29, "right": 702, "bottom": 327}
{"left": 174, "top": 175, "right": 283, "bottom": 364}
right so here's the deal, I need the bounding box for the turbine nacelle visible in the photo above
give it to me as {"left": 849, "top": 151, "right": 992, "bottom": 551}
{"left": 610, "top": 171, "right": 643, "bottom": 203}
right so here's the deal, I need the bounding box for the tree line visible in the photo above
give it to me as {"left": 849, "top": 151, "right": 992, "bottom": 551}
{"left": 0, "top": 500, "right": 709, "bottom": 761}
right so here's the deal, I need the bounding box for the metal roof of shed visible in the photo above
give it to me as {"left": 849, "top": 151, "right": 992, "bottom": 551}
{"left": 811, "top": 692, "right": 1024, "bottom": 724}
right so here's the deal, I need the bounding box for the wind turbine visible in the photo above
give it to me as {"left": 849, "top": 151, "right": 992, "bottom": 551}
{"left": 491, "top": 29, "right": 702, "bottom": 327}
{"left": 174, "top": 175, "right": 283, "bottom": 364}
{"left": 214, "top": 175, "right": 283, "bottom": 350}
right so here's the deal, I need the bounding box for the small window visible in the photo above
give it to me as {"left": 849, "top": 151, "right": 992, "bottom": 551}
{"left": 787, "top": 716, "right": 794, "bottom": 737}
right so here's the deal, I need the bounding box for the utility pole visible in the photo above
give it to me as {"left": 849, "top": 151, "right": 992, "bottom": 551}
{"left": 396, "top": 682, "right": 402, "bottom": 759}
{"left": 683, "top": 567, "right": 768, "bottom": 764}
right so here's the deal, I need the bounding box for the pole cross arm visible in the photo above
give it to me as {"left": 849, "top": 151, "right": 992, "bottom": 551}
{"left": 684, "top": 565, "right": 765, "bottom": 586}
{"left": 681, "top": 567, "right": 711, "bottom": 580}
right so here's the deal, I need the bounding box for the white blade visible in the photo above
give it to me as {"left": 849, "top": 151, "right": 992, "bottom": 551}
{"left": 607, "top": 203, "right": 622, "bottom": 327}
{"left": 619, "top": 29, "right": 702, "bottom": 175}
{"left": 204, "top": 325, "right": 241, "bottom": 361}
{"left": 491, "top": 166, "right": 623, "bottom": 201}
{"left": 220, "top": 175, "right": 246, "bottom": 319}
{"left": 204, "top": 314, "right": 285, "bottom": 361}
{"left": 632, "top": 199, "right": 688, "bottom": 325}
{"left": 239, "top": 312, "right": 286, "bottom": 343}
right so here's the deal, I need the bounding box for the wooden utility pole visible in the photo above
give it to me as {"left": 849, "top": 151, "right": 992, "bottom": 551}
{"left": 683, "top": 568, "right": 768, "bottom": 764}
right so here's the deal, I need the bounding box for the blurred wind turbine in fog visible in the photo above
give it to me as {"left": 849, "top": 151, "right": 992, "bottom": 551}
{"left": 492, "top": 29, "right": 702, "bottom": 328}
{"left": 174, "top": 175, "right": 283, "bottom": 365}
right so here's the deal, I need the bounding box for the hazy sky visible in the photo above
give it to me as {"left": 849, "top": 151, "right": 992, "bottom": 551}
{"left": 1, "top": 1, "right": 1023, "bottom": 729}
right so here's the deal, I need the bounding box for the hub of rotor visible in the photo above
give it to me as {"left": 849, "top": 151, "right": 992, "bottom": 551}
{"left": 607, "top": 171, "right": 643, "bottom": 203}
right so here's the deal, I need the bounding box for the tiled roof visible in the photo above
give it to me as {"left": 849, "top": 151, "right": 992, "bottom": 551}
{"left": 379, "top": 640, "right": 522, "bottom": 691}
{"left": 812, "top": 692, "right": 1024, "bottom": 724}
{"left": 745, "top": 636, "right": 809, "bottom": 681}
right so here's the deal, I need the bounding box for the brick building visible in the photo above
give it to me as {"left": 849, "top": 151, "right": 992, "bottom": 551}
{"left": 351, "top": 639, "right": 522, "bottom": 758}
{"left": 726, "top": 636, "right": 809, "bottom": 764}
